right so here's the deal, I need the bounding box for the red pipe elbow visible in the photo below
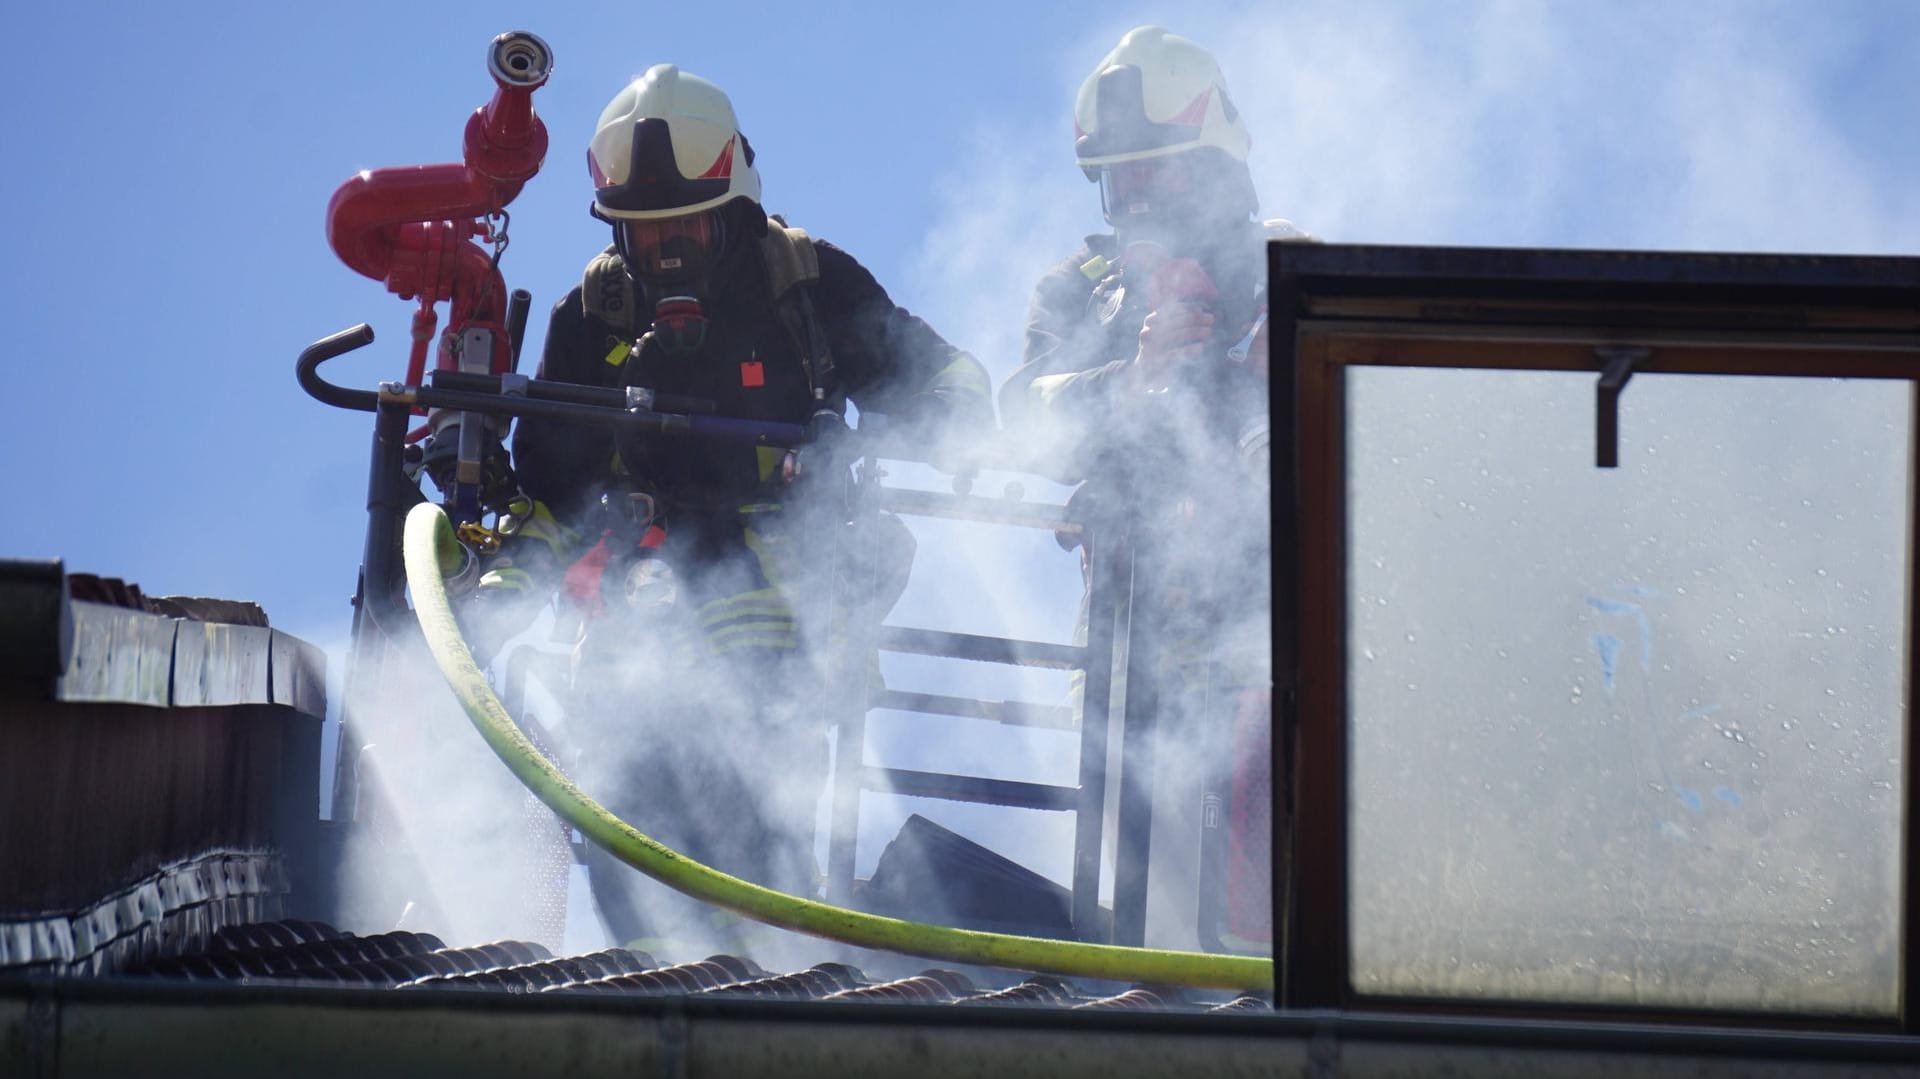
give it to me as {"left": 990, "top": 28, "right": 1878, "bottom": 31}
{"left": 325, "top": 165, "right": 517, "bottom": 287}
{"left": 323, "top": 36, "right": 549, "bottom": 303}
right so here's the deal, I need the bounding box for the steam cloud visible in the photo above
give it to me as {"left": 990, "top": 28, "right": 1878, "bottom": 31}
{"left": 892, "top": 0, "right": 1917, "bottom": 1003}
{"left": 331, "top": 0, "right": 1916, "bottom": 1007}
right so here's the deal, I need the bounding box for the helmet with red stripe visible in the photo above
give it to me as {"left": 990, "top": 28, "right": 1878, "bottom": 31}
{"left": 588, "top": 64, "right": 761, "bottom": 223}
{"left": 588, "top": 65, "right": 764, "bottom": 296}
{"left": 1074, "top": 28, "right": 1257, "bottom": 229}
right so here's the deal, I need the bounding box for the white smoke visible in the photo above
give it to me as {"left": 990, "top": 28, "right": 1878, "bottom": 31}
{"left": 884, "top": 0, "right": 1918, "bottom": 995}
{"left": 328, "top": 0, "right": 1916, "bottom": 1003}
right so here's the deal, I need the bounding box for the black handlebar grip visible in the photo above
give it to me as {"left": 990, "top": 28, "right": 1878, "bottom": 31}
{"left": 296, "top": 324, "right": 380, "bottom": 412}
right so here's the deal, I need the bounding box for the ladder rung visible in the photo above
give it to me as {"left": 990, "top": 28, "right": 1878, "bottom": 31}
{"left": 875, "top": 487, "right": 1080, "bottom": 533}
{"left": 866, "top": 767, "right": 1079, "bottom": 811}
{"left": 879, "top": 627, "right": 1084, "bottom": 670}
{"left": 872, "top": 690, "right": 1076, "bottom": 729}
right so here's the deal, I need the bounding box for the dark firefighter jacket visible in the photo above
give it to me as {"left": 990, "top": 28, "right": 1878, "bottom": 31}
{"left": 998, "top": 220, "right": 1286, "bottom": 679}
{"left": 514, "top": 227, "right": 992, "bottom": 534}
{"left": 998, "top": 220, "right": 1276, "bottom": 483}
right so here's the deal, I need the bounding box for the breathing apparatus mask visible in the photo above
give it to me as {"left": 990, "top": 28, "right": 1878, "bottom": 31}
{"left": 614, "top": 210, "right": 726, "bottom": 356}
{"left": 1096, "top": 149, "right": 1253, "bottom": 253}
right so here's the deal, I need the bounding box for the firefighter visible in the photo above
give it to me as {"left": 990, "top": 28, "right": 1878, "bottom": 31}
{"left": 998, "top": 27, "right": 1306, "bottom": 952}
{"left": 504, "top": 65, "right": 992, "bottom": 951}
{"left": 1001, "top": 25, "right": 1309, "bottom": 475}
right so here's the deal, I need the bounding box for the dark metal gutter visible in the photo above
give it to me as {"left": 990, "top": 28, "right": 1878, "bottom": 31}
{"left": 3, "top": 975, "right": 1915, "bottom": 1078}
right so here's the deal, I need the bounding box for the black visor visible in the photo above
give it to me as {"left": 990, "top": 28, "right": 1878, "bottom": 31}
{"left": 1074, "top": 65, "right": 1204, "bottom": 163}
{"left": 595, "top": 118, "right": 735, "bottom": 214}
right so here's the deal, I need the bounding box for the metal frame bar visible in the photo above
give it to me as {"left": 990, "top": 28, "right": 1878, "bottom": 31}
{"left": 869, "top": 768, "right": 1079, "bottom": 811}
{"left": 877, "top": 627, "right": 1087, "bottom": 670}
{"left": 1905, "top": 384, "right": 1919, "bottom": 1036}
{"left": 1109, "top": 547, "right": 1159, "bottom": 949}
{"left": 870, "top": 690, "right": 1075, "bottom": 729}
{"left": 872, "top": 487, "right": 1081, "bottom": 533}
{"left": 1272, "top": 242, "right": 1920, "bottom": 1032}
{"left": 823, "top": 465, "right": 884, "bottom": 906}
{"left": 1071, "top": 526, "right": 1126, "bottom": 939}
{"left": 11, "top": 975, "right": 1920, "bottom": 1075}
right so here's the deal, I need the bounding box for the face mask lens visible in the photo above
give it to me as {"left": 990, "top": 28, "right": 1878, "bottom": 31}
{"left": 1101, "top": 158, "right": 1193, "bottom": 220}
{"left": 620, "top": 212, "right": 722, "bottom": 278}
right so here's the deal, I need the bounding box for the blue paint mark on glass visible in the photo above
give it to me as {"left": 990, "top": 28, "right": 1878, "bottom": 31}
{"left": 1584, "top": 589, "right": 1752, "bottom": 835}
{"left": 1594, "top": 633, "right": 1622, "bottom": 692}
{"left": 1585, "top": 596, "right": 1653, "bottom": 669}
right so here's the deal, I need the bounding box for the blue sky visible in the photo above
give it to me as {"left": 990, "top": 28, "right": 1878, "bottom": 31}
{"left": 3, "top": 0, "right": 1916, "bottom": 650}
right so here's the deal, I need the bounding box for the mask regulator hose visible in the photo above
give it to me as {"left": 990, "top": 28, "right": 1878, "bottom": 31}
{"left": 402, "top": 501, "right": 1271, "bottom": 991}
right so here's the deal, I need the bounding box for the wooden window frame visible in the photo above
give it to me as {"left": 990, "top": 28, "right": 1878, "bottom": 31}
{"left": 1268, "top": 244, "right": 1920, "bottom": 1033}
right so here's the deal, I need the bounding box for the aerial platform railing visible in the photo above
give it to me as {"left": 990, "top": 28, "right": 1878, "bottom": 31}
{"left": 819, "top": 449, "right": 1137, "bottom": 945}
{"left": 302, "top": 318, "right": 1186, "bottom": 954}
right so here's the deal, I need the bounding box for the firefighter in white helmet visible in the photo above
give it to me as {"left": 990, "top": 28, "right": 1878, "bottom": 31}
{"left": 1002, "top": 25, "right": 1309, "bottom": 464}
{"left": 504, "top": 65, "right": 992, "bottom": 952}
{"left": 999, "top": 27, "right": 1304, "bottom": 954}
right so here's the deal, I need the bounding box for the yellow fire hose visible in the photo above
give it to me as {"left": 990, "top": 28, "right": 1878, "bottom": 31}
{"left": 402, "top": 501, "right": 1273, "bottom": 991}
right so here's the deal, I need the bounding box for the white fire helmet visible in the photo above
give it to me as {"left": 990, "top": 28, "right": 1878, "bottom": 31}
{"left": 587, "top": 65, "right": 762, "bottom": 222}
{"left": 1073, "top": 26, "right": 1250, "bottom": 170}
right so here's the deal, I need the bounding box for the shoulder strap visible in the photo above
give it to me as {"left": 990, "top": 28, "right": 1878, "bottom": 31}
{"left": 759, "top": 219, "right": 821, "bottom": 299}
{"left": 759, "top": 221, "right": 837, "bottom": 406}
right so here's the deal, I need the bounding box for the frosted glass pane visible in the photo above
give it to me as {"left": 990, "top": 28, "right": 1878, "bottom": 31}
{"left": 1346, "top": 366, "right": 1908, "bottom": 1015}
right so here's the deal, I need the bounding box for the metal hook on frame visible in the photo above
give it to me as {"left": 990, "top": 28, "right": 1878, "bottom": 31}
{"left": 1595, "top": 346, "right": 1649, "bottom": 468}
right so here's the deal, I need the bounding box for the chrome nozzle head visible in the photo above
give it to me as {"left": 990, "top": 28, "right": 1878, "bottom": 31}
{"left": 489, "top": 31, "right": 553, "bottom": 88}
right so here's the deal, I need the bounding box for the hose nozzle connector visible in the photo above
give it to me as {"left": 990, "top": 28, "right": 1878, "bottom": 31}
{"left": 468, "top": 31, "right": 553, "bottom": 185}
{"left": 489, "top": 31, "right": 552, "bottom": 89}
